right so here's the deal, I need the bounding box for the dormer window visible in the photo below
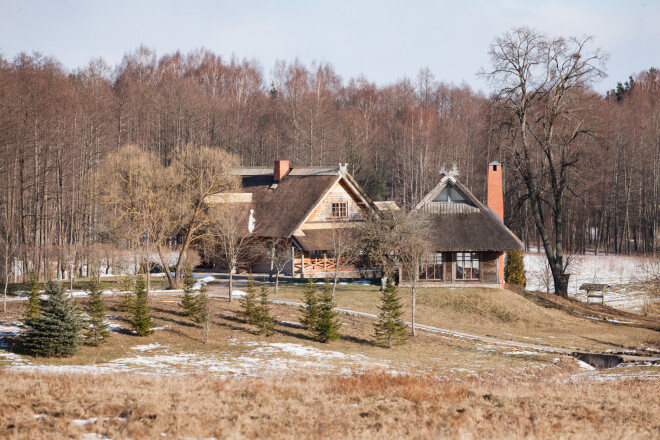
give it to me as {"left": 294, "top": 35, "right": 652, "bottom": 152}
{"left": 331, "top": 202, "right": 347, "bottom": 218}
{"left": 433, "top": 185, "right": 469, "bottom": 204}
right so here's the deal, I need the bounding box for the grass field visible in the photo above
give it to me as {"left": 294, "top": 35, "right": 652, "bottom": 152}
{"left": 1, "top": 277, "right": 659, "bottom": 439}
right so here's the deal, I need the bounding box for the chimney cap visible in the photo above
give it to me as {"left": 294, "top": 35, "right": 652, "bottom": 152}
{"left": 489, "top": 161, "right": 502, "bottom": 167}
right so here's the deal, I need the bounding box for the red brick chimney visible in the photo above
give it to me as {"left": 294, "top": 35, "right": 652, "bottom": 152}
{"left": 274, "top": 160, "right": 289, "bottom": 182}
{"left": 487, "top": 161, "right": 504, "bottom": 221}
{"left": 487, "top": 161, "right": 505, "bottom": 284}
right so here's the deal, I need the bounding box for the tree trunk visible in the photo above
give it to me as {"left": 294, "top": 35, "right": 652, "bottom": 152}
{"left": 228, "top": 269, "right": 233, "bottom": 302}
{"left": 157, "top": 245, "right": 176, "bottom": 289}
{"left": 275, "top": 272, "right": 280, "bottom": 295}
{"left": 411, "top": 284, "right": 416, "bottom": 337}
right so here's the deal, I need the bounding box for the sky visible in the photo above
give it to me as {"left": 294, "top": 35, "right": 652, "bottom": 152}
{"left": 1, "top": 0, "right": 658, "bottom": 94}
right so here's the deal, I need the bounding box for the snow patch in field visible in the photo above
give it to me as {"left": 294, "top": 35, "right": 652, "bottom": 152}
{"left": 230, "top": 290, "right": 247, "bottom": 297}
{"left": 193, "top": 276, "right": 216, "bottom": 290}
{"left": 10, "top": 340, "right": 390, "bottom": 377}
{"left": 0, "top": 322, "right": 23, "bottom": 337}
{"left": 131, "top": 343, "right": 162, "bottom": 352}
{"left": 503, "top": 350, "right": 543, "bottom": 356}
{"left": 73, "top": 417, "right": 98, "bottom": 426}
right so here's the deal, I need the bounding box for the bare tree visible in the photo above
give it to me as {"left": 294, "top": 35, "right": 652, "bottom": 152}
{"left": 481, "top": 27, "right": 607, "bottom": 296}
{"left": 328, "top": 222, "right": 361, "bottom": 298}
{"left": 254, "top": 238, "right": 294, "bottom": 295}
{"left": 357, "top": 212, "right": 401, "bottom": 291}
{"left": 207, "top": 205, "right": 256, "bottom": 302}
{"left": 397, "top": 213, "right": 432, "bottom": 337}
{"left": 0, "top": 212, "right": 16, "bottom": 314}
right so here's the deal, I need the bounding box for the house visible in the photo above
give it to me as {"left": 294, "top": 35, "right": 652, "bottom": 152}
{"left": 401, "top": 162, "right": 523, "bottom": 288}
{"left": 208, "top": 160, "right": 388, "bottom": 278}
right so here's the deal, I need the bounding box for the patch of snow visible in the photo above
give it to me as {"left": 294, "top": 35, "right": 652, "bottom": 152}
{"left": 33, "top": 414, "right": 48, "bottom": 419}
{"left": 193, "top": 276, "right": 216, "bottom": 290}
{"left": 576, "top": 359, "right": 596, "bottom": 371}
{"left": 73, "top": 417, "right": 98, "bottom": 426}
{"left": 130, "top": 343, "right": 162, "bottom": 352}
{"left": 503, "top": 350, "right": 543, "bottom": 356}
{"left": 230, "top": 290, "right": 247, "bottom": 297}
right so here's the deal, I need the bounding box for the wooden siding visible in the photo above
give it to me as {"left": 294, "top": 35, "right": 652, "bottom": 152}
{"left": 481, "top": 251, "right": 500, "bottom": 283}
{"left": 306, "top": 179, "right": 366, "bottom": 223}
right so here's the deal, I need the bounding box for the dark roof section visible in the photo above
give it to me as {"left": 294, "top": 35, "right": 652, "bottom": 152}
{"left": 293, "top": 227, "right": 355, "bottom": 251}
{"left": 237, "top": 170, "right": 339, "bottom": 238}
{"left": 414, "top": 177, "right": 523, "bottom": 252}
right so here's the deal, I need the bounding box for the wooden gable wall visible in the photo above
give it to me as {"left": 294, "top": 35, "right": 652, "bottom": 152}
{"left": 305, "top": 178, "right": 367, "bottom": 224}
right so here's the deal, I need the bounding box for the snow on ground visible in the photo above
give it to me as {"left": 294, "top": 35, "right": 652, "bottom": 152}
{"left": 230, "top": 290, "right": 247, "bottom": 297}
{"left": 524, "top": 253, "right": 658, "bottom": 311}
{"left": 193, "top": 276, "right": 216, "bottom": 290}
{"left": 6, "top": 340, "right": 391, "bottom": 377}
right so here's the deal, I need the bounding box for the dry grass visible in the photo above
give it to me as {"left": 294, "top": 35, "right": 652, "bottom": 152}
{"left": 0, "top": 367, "right": 658, "bottom": 439}
{"left": 270, "top": 283, "right": 660, "bottom": 353}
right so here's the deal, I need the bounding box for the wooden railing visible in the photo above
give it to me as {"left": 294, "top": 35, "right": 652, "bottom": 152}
{"left": 294, "top": 258, "right": 356, "bottom": 273}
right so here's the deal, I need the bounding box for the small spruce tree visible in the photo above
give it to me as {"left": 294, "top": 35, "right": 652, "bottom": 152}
{"left": 25, "top": 271, "right": 41, "bottom": 319}
{"left": 374, "top": 279, "right": 407, "bottom": 348}
{"left": 313, "top": 282, "right": 341, "bottom": 343}
{"left": 256, "top": 283, "right": 274, "bottom": 336}
{"left": 24, "top": 282, "right": 83, "bottom": 357}
{"left": 299, "top": 279, "right": 319, "bottom": 330}
{"left": 131, "top": 276, "right": 154, "bottom": 336}
{"left": 194, "top": 284, "right": 212, "bottom": 343}
{"left": 117, "top": 278, "right": 135, "bottom": 312}
{"left": 180, "top": 269, "right": 197, "bottom": 317}
{"left": 240, "top": 276, "right": 259, "bottom": 325}
{"left": 85, "top": 279, "right": 110, "bottom": 346}
{"left": 504, "top": 250, "right": 526, "bottom": 287}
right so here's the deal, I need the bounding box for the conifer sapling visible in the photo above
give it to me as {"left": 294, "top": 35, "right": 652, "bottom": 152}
{"left": 194, "top": 283, "right": 212, "bottom": 343}
{"left": 313, "top": 282, "right": 341, "bottom": 343}
{"left": 256, "top": 283, "right": 274, "bottom": 336}
{"left": 374, "top": 279, "right": 407, "bottom": 348}
{"left": 85, "top": 279, "right": 110, "bottom": 346}
{"left": 25, "top": 271, "right": 41, "bottom": 320}
{"left": 240, "top": 276, "right": 259, "bottom": 325}
{"left": 504, "top": 250, "right": 526, "bottom": 287}
{"left": 131, "top": 276, "right": 154, "bottom": 336}
{"left": 299, "top": 279, "right": 319, "bottom": 331}
{"left": 180, "top": 268, "right": 197, "bottom": 317}
{"left": 24, "top": 281, "right": 83, "bottom": 357}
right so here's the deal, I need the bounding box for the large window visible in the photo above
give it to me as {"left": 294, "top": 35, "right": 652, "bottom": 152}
{"left": 420, "top": 253, "right": 443, "bottom": 281}
{"left": 331, "top": 202, "right": 348, "bottom": 218}
{"left": 456, "top": 252, "right": 480, "bottom": 280}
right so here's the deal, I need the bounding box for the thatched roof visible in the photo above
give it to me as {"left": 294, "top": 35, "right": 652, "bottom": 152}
{"left": 414, "top": 176, "right": 523, "bottom": 252}
{"left": 293, "top": 227, "right": 356, "bottom": 251}
{"left": 374, "top": 201, "right": 400, "bottom": 212}
{"left": 208, "top": 166, "right": 374, "bottom": 241}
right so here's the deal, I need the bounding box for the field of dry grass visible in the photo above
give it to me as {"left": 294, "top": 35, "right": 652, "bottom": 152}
{"left": 1, "top": 367, "right": 658, "bottom": 439}
{"left": 1, "top": 279, "right": 659, "bottom": 439}
{"left": 269, "top": 282, "right": 660, "bottom": 354}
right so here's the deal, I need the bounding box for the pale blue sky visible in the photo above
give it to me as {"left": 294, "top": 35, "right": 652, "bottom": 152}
{"left": 1, "top": 0, "right": 658, "bottom": 93}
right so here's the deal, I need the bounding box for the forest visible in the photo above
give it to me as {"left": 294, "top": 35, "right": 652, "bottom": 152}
{"left": 0, "top": 40, "right": 659, "bottom": 282}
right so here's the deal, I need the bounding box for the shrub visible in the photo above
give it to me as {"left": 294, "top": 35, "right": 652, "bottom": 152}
{"left": 24, "top": 271, "right": 41, "bottom": 320}
{"left": 374, "top": 279, "right": 407, "bottom": 348}
{"left": 180, "top": 269, "right": 197, "bottom": 317}
{"left": 256, "top": 283, "right": 274, "bottom": 336}
{"left": 240, "top": 277, "right": 259, "bottom": 325}
{"left": 24, "top": 282, "right": 83, "bottom": 357}
{"left": 131, "top": 276, "right": 153, "bottom": 336}
{"left": 194, "top": 284, "right": 212, "bottom": 343}
{"left": 313, "top": 283, "right": 341, "bottom": 343}
{"left": 299, "top": 279, "right": 319, "bottom": 331}
{"left": 85, "top": 279, "right": 109, "bottom": 346}
{"left": 505, "top": 250, "right": 526, "bottom": 287}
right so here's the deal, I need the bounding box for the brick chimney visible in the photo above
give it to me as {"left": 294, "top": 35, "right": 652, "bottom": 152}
{"left": 487, "top": 161, "right": 505, "bottom": 285}
{"left": 274, "top": 160, "right": 289, "bottom": 182}
{"left": 487, "top": 161, "right": 504, "bottom": 221}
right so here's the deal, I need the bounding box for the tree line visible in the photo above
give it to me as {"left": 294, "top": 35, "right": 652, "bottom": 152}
{"left": 1, "top": 36, "right": 659, "bottom": 284}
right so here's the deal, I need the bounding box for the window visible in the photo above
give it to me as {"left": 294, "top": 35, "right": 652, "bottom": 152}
{"left": 310, "top": 250, "right": 324, "bottom": 259}
{"left": 331, "top": 202, "right": 348, "bottom": 218}
{"left": 455, "top": 252, "right": 480, "bottom": 280}
{"left": 420, "top": 253, "right": 443, "bottom": 281}
{"left": 433, "top": 185, "right": 468, "bottom": 204}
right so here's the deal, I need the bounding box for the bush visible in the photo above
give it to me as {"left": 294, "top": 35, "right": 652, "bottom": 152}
{"left": 180, "top": 269, "right": 197, "bottom": 317}
{"left": 240, "top": 277, "right": 260, "bottom": 325}
{"left": 299, "top": 279, "right": 319, "bottom": 331}
{"left": 256, "top": 283, "right": 274, "bottom": 336}
{"left": 85, "top": 279, "right": 109, "bottom": 346}
{"left": 504, "top": 250, "right": 526, "bottom": 287}
{"left": 313, "top": 283, "right": 341, "bottom": 343}
{"left": 131, "top": 276, "right": 154, "bottom": 336}
{"left": 194, "top": 284, "right": 212, "bottom": 343}
{"left": 24, "top": 271, "right": 41, "bottom": 320}
{"left": 24, "top": 282, "right": 83, "bottom": 357}
{"left": 374, "top": 279, "right": 407, "bottom": 348}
